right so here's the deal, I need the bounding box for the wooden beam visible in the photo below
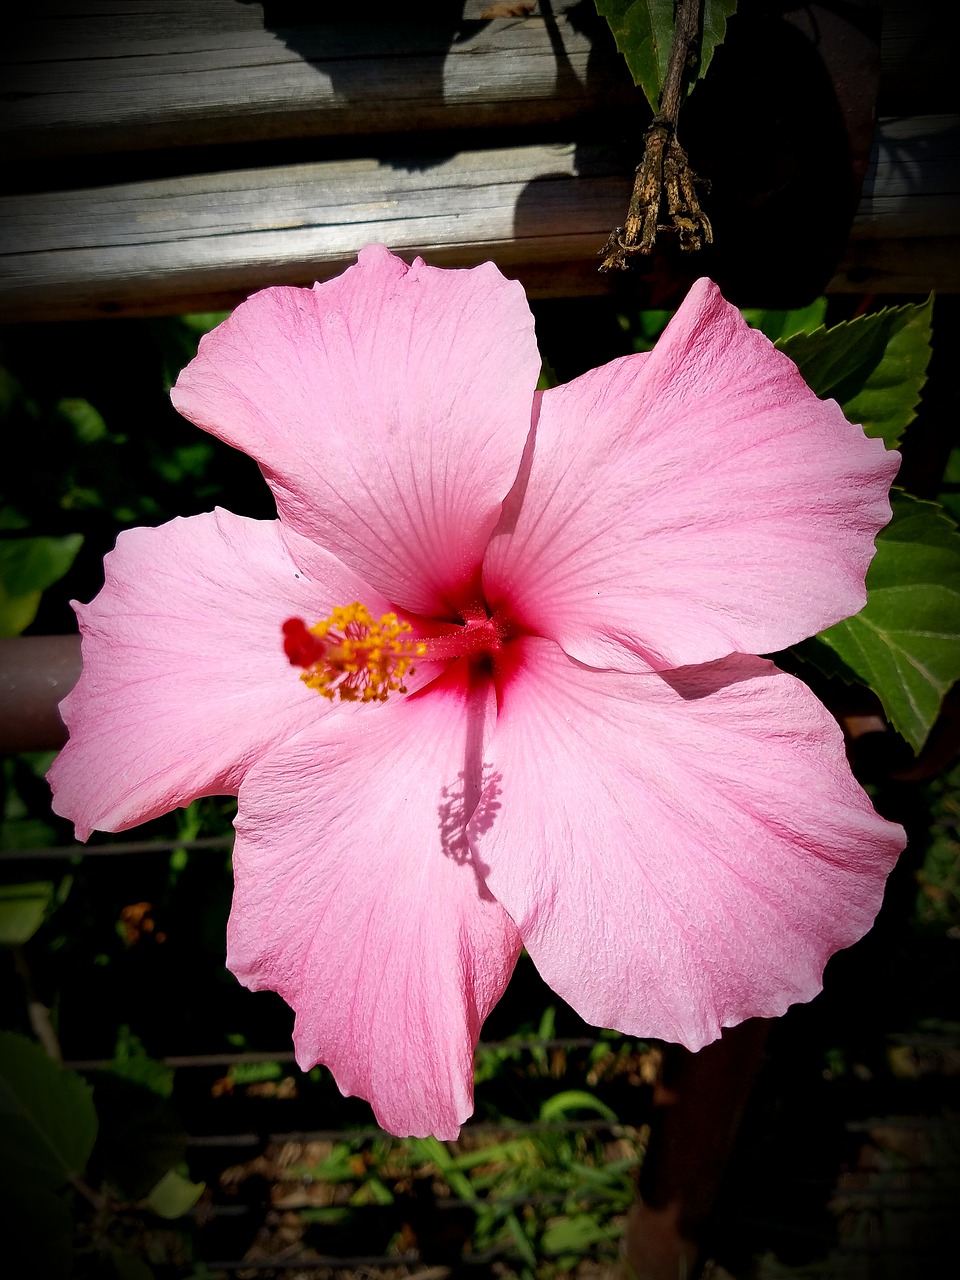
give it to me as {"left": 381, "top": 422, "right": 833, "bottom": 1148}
{"left": 3, "top": 5, "right": 633, "bottom": 159}
{"left": 1, "top": 118, "right": 956, "bottom": 319}
{"left": 2, "top": 1, "right": 944, "bottom": 160}
{"left": 826, "top": 112, "right": 960, "bottom": 293}
{"left": 0, "top": 142, "right": 628, "bottom": 318}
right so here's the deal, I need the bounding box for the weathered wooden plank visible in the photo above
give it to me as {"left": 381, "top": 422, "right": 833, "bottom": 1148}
{"left": 828, "top": 237, "right": 960, "bottom": 295}
{"left": 2, "top": 0, "right": 941, "bottom": 159}
{"left": 3, "top": 8, "right": 632, "bottom": 158}
{"left": 825, "top": 113, "right": 960, "bottom": 293}
{"left": 850, "top": 113, "right": 960, "bottom": 238}
{"left": 0, "top": 143, "right": 631, "bottom": 317}
{"left": 9, "top": 0, "right": 567, "bottom": 44}
{"left": 1, "top": 117, "right": 956, "bottom": 319}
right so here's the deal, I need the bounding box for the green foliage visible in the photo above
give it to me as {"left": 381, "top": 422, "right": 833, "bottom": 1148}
{"left": 915, "top": 761, "right": 960, "bottom": 929}
{"left": 57, "top": 396, "right": 109, "bottom": 444}
{"left": 542, "top": 1211, "right": 621, "bottom": 1260}
{"left": 179, "top": 312, "right": 229, "bottom": 336}
{"left": 0, "top": 1031, "right": 97, "bottom": 1189}
{"left": 107, "top": 1026, "right": 174, "bottom": 1099}
{"left": 0, "top": 531, "right": 83, "bottom": 636}
{"left": 621, "top": 296, "right": 826, "bottom": 357}
{"left": 773, "top": 296, "right": 955, "bottom": 752}
{"left": 0, "top": 879, "right": 54, "bottom": 944}
{"left": 536, "top": 359, "right": 559, "bottom": 391}
{"left": 0, "top": 317, "right": 273, "bottom": 637}
{"left": 276, "top": 1063, "right": 641, "bottom": 1272}
{"left": 777, "top": 298, "right": 933, "bottom": 448}
{"left": 228, "top": 1059, "right": 282, "bottom": 1086}
{"left": 1, "top": 752, "right": 64, "bottom": 852}
{"left": 143, "top": 1167, "right": 205, "bottom": 1219}
{"left": 539, "top": 1089, "right": 619, "bottom": 1124}
{"left": 741, "top": 297, "right": 828, "bottom": 342}
{"left": 0, "top": 1030, "right": 199, "bottom": 1269}
{"left": 594, "top": 0, "right": 738, "bottom": 112}
{"left": 618, "top": 307, "right": 673, "bottom": 353}
{"left": 809, "top": 493, "right": 960, "bottom": 753}
{"left": 151, "top": 313, "right": 229, "bottom": 393}
{"left": 940, "top": 444, "right": 960, "bottom": 525}
{"left": 89, "top": 1071, "right": 188, "bottom": 1201}
{"left": 475, "top": 1005, "right": 557, "bottom": 1083}
{"left": 396, "top": 1107, "right": 638, "bottom": 1270}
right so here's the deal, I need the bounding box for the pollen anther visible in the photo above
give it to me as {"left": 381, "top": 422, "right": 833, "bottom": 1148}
{"left": 283, "top": 604, "right": 425, "bottom": 704}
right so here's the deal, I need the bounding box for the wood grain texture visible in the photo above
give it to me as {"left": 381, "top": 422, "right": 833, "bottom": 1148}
{"left": 3, "top": 5, "right": 632, "bottom": 157}
{"left": 0, "top": 143, "right": 631, "bottom": 318}
{"left": 1, "top": 118, "right": 956, "bottom": 320}
{"left": 2, "top": 4, "right": 955, "bottom": 313}
{"left": 3, "top": 0, "right": 942, "bottom": 157}
{"left": 826, "top": 114, "right": 960, "bottom": 293}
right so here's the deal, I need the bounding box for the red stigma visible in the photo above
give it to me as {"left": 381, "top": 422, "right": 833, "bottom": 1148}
{"left": 282, "top": 617, "right": 324, "bottom": 668}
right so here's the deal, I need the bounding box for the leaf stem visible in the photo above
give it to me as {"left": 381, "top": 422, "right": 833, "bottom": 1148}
{"left": 659, "top": 0, "right": 700, "bottom": 125}
{"left": 69, "top": 1174, "right": 107, "bottom": 1212}
{"left": 599, "top": 0, "right": 713, "bottom": 270}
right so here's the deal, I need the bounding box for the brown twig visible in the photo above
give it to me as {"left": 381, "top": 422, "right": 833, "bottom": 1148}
{"left": 599, "top": 0, "right": 713, "bottom": 270}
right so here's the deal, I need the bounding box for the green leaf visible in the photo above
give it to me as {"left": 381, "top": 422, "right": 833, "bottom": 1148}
{"left": 0, "top": 504, "right": 29, "bottom": 530}
{"left": 56, "top": 397, "right": 108, "bottom": 444}
{"left": 537, "top": 360, "right": 559, "bottom": 391}
{"left": 143, "top": 1168, "right": 204, "bottom": 1219}
{"left": 539, "top": 1090, "right": 619, "bottom": 1124}
{"left": 151, "top": 314, "right": 227, "bottom": 392}
{"left": 356, "top": 1175, "right": 394, "bottom": 1206}
{"left": 411, "top": 1136, "right": 476, "bottom": 1203}
{"left": 0, "top": 881, "right": 54, "bottom": 944}
{"left": 0, "top": 533, "right": 83, "bottom": 636}
{"left": 740, "top": 297, "right": 827, "bottom": 342}
{"left": 0, "top": 1032, "right": 97, "bottom": 1190}
{"left": 815, "top": 493, "right": 960, "bottom": 752}
{"left": 777, "top": 297, "right": 933, "bottom": 448}
{"left": 699, "top": 0, "right": 740, "bottom": 87}
{"left": 180, "top": 311, "right": 229, "bottom": 335}
{"left": 619, "top": 307, "right": 673, "bottom": 353}
{"left": 595, "top": 0, "right": 738, "bottom": 112}
{"left": 449, "top": 1138, "right": 537, "bottom": 1171}
{"left": 108, "top": 1026, "right": 174, "bottom": 1099}
{"left": 543, "top": 1212, "right": 617, "bottom": 1255}
{"left": 939, "top": 445, "right": 960, "bottom": 525}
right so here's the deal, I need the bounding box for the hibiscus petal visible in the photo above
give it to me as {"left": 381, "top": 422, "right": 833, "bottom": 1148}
{"left": 228, "top": 661, "right": 522, "bottom": 1139}
{"left": 49, "top": 509, "right": 394, "bottom": 840}
{"left": 171, "top": 245, "right": 540, "bottom": 620}
{"left": 472, "top": 638, "right": 904, "bottom": 1050}
{"left": 483, "top": 279, "right": 899, "bottom": 670}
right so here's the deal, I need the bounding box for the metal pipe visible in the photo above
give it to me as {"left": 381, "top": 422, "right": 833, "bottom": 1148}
{"left": 0, "top": 634, "right": 81, "bottom": 752}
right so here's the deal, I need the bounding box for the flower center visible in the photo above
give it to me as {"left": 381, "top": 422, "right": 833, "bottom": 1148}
{"left": 282, "top": 604, "right": 425, "bottom": 703}
{"left": 282, "top": 603, "right": 509, "bottom": 704}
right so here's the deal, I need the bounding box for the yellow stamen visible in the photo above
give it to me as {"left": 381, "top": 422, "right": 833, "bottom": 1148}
{"left": 300, "top": 603, "right": 426, "bottom": 704}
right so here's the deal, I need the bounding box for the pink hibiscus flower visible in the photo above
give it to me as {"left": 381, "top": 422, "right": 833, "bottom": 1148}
{"left": 49, "top": 246, "right": 905, "bottom": 1139}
